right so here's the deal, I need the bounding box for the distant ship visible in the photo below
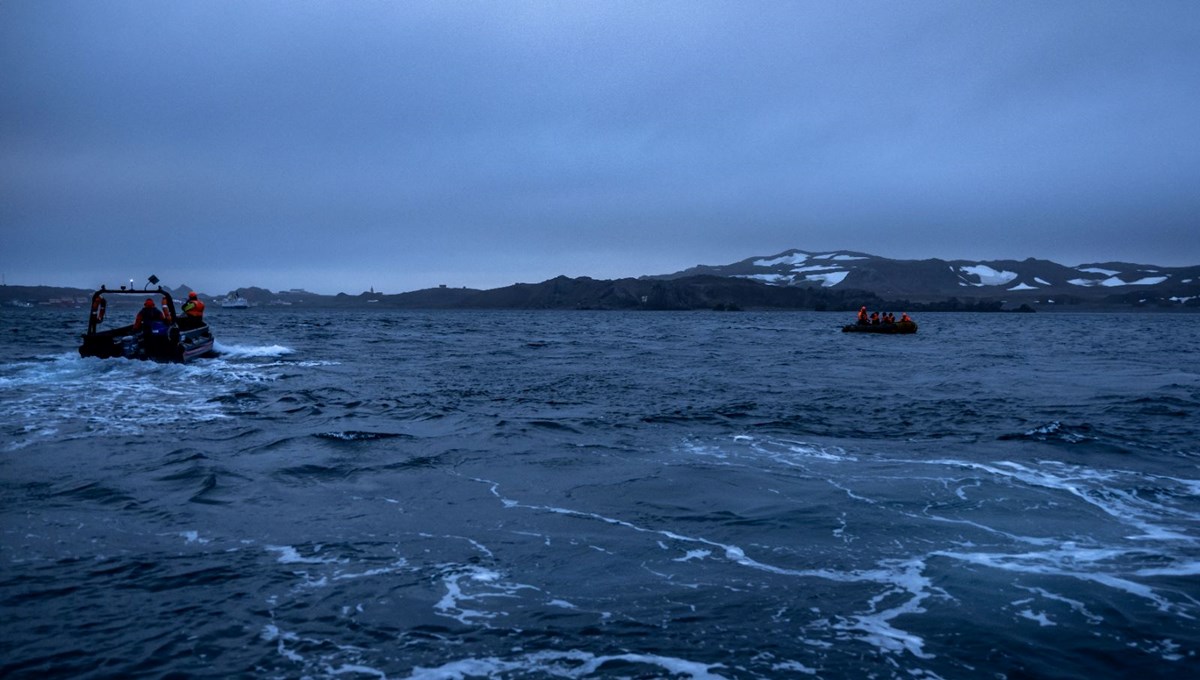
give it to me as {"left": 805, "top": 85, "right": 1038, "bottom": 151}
{"left": 221, "top": 292, "right": 250, "bottom": 309}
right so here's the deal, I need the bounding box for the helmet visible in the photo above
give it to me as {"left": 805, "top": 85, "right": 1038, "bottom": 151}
{"left": 188, "top": 292, "right": 198, "bottom": 299}
{"left": 144, "top": 299, "right": 154, "bottom": 307}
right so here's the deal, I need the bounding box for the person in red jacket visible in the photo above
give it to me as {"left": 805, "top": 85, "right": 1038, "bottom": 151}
{"left": 132, "top": 298, "right": 163, "bottom": 330}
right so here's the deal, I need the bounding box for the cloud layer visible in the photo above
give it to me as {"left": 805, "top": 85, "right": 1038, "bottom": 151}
{"left": 3, "top": 1, "right": 1198, "bottom": 293}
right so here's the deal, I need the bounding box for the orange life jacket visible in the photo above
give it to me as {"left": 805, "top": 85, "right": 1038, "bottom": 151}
{"left": 184, "top": 299, "right": 205, "bottom": 317}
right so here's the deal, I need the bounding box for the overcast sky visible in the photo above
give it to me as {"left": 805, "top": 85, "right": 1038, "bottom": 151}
{"left": 3, "top": 1, "right": 1198, "bottom": 294}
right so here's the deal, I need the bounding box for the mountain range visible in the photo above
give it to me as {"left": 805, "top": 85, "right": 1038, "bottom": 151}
{"left": 3, "top": 250, "right": 1198, "bottom": 311}
{"left": 652, "top": 249, "right": 1200, "bottom": 307}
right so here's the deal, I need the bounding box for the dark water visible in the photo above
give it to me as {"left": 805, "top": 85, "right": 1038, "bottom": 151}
{"left": 2, "top": 308, "right": 1198, "bottom": 679}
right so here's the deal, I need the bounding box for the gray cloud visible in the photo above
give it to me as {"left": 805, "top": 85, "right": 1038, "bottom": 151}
{"left": 3, "top": 1, "right": 1198, "bottom": 293}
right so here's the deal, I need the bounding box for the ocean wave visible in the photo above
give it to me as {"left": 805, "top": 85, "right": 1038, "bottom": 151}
{"left": 309, "top": 430, "right": 412, "bottom": 443}
{"left": 999, "top": 421, "right": 1096, "bottom": 444}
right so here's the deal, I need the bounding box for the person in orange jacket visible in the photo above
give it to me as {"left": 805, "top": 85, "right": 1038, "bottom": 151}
{"left": 180, "top": 291, "right": 204, "bottom": 321}
{"left": 857, "top": 306, "right": 869, "bottom": 325}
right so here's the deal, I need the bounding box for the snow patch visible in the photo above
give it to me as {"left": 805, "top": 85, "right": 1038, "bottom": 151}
{"left": 1126, "top": 276, "right": 1168, "bottom": 286}
{"left": 1078, "top": 267, "right": 1120, "bottom": 276}
{"left": 1077, "top": 276, "right": 1167, "bottom": 287}
{"left": 805, "top": 271, "right": 849, "bottom": 287}
{"left": 754, "top": 254, "right": 809, "bottom": 267}
{"left": 1008, "top": 283, "right": 1038, "bottom": 291}
{"left": 1034, "top": 277, "right": 1050, "bottom": 286}
{"left": 815, "top": 254, "right": 867, "bottom": 261}
{"left": 734, "top": 274, "right": 793, "bottom": 285}
{"left": 959, "top": 265, "right": 1019, "bottom": 286}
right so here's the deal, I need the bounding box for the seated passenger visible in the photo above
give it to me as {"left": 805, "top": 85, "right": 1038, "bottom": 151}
{"left": 900, "top": 312, "right": 913, "bottom": 323}
{"left": 179, "top": 292, "right": 205, "bottom": 329}
{"left": 870, "top": 312, "right": 880, "bottom": 325}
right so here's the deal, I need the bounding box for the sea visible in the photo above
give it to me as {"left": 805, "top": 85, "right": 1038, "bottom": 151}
{"left": 1, "top": 307, "right": 1198, "bottom": 679}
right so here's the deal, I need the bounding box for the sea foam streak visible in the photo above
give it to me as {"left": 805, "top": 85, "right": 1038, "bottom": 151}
{"left": 212, "top": 341, "right": 295, "bottom": 358}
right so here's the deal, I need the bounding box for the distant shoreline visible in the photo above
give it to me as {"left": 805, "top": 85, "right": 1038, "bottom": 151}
{"left": 3, "top": 278, "right": 1197, "bottom": 313}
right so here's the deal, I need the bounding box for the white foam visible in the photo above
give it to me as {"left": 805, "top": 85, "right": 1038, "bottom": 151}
{"left": 0, "top": 355, "right": 233, "bottom": 444}
{"left": 934, "top": 547, "right": 1175, "bottom": 612}
{"left": 836, "top": 559, "right": 937, "bottom": 659}
{"left": 213, "top": 342, "right": 295, "bottom": 358}
{"left": 260, "top": 624, "right": 305, "bottom": 662}
{"left": 180, "top": 531, "right": 209, "bottom": 544}
{"left": 922, "top": 458, "right": 1198, "bottom": 542}
{"left": 434, "top": 565, "right": 536, "bottom": 625}
{"left": 1017, "top": 586, "right": 1103, "bottom": 624}
{"left": 331, "top": 559, "right": 409, "bottom": 581}
{"left": 404, "top": 650, "right": 729, "bottom": 680}
{"left": 265, "top": 545, "right": 346, "bottom": 565}
{"left": 1136, "top": 561, "right": 1200, "bottom": 577}
{"left": 480, "top": 477, "right": 939, "bottom": 658}
{"left": 326, "top": 664, "right": 386, "bottom": 678}
{"left": 1018, "top": 609, "right": 1055, "bottom": 626}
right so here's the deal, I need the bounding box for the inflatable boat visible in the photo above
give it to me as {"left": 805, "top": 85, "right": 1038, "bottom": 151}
{"left": 79, "top": 283, "right": 215, "bottom": 362}
{"left": 841, "top": 320, "right": 917, "bottom": 334}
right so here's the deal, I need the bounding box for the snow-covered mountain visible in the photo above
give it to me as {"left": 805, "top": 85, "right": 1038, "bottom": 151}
{"left": 656, "top": 250, "right": 1200, "bottom": 305}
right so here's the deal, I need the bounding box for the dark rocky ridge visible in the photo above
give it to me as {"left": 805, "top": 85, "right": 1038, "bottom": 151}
{"left": 3, "top": 250, "right": 1198, "bottom": 310}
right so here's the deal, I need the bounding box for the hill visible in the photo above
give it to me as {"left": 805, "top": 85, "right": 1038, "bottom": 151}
{"left": 653, "top": 249, "right": 1200, "bottom": 309}
{"left": 3, "top": 249, "right": 1198, "bottom": 311}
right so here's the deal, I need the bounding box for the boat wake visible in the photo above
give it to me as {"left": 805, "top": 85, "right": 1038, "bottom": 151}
{"left": 211, "top": 342, "right": 295, "bottom": 359}
{"left": 0, "top": 348, "right": 298, "bottom": 451}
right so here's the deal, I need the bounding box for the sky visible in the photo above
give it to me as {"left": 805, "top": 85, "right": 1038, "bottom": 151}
{"left": 2, "top": 1, "right": 1199, "bottom": 295}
